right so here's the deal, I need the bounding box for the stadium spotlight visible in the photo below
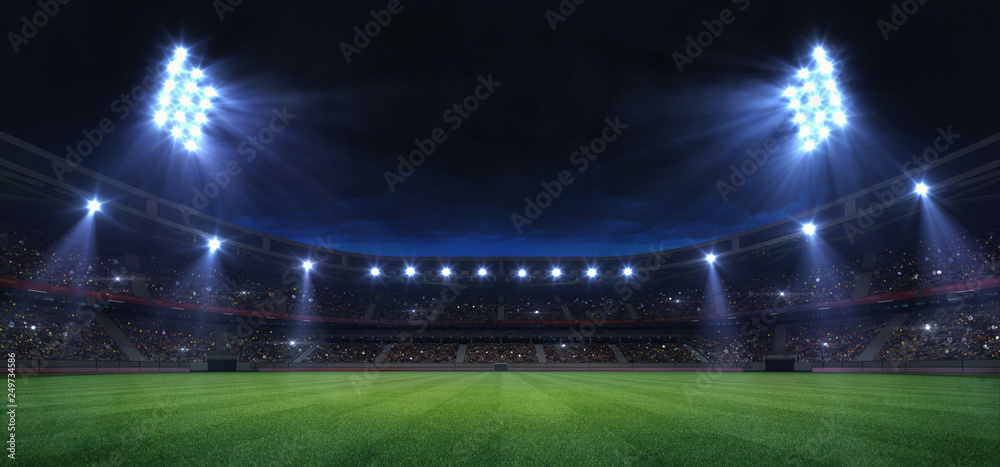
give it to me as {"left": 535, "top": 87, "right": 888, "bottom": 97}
{"left": 785, "top": 45, "right": 847, "bottom": 152}
{"left": 208, "top": 237, "right": 221, "bottom": 251}
{"left": 87, "top": 199, "right": 101, "bottom": 214}
{"left": 478, "top": 268, "right": 488, "bottom": 277}
{"left": 623, "top": 267, "right": 633, "bottom": 276}
{"left": 405, "top": 266, "right": 416, "bottom": 276}
{"left": 552, "top": 268, "right": 562, "bottom": 278}
{"left": 518, "top": 269, "right": 527, "bottom": 278}
{"left": 290, "top": 341, "right": 296, "bottom": 346}
{"left": 706, "top": 254, "right": 716, "bottom": 264}
{"left": 587, "top": 268, "right": 597, "bottom": 278}
{"left": 370, "top": 267, "right": 380, "bottom": 276}
{"left": 302, "top": 261, "right": 313, "bottom": 271}
{"left": 442, "top": 267, "right": 451, "bottom": 277}
{"left": 154, "top": 45, "right": 218, "bottom": 152}
{"left": 915, "top": 182, "right": 929, "bottom": 196}
{"left": 802, "top": 223, "right": 816, "bottom": 236}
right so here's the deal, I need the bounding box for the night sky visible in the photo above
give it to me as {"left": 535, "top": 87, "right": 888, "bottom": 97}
{"left": 3, "top": 0, "right": 998, "bottom": 257}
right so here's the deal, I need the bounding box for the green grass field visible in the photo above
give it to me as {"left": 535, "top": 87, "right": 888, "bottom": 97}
{"left": 14, "top": 372, "right": 1000, "bottom": 466}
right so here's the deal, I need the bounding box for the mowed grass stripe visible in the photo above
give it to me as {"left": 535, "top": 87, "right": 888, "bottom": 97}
{"left": 15, "top": 372, "right": 1000, "bottom": 466}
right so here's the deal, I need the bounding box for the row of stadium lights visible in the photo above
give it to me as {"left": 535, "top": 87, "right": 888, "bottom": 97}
{"left": 84, "top": 182, "right": 932, "bottom": 269}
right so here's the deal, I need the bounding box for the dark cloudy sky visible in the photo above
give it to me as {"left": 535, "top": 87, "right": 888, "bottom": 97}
{"left": 3, "top": 0, "right": 998, "bottom": 256}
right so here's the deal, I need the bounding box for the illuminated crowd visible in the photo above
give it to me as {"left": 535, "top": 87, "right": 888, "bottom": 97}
{"left": 303, "top": 343, "right": 383, "bottom": 363}
{"left": 111, "top": 315, "right": 216, "bottom": 362}
{"left": 225, "top": 327, "right": 324, "bottom": 363}
{"left": 874, "top": 301, "right": 1000, "bottom": 361}
{"left": 868, "top": 228, "right": 999, "bottom": 294}
{"left": 0, "top": 298, "right": 126, "bottom": 361}
{"left": 786, "top": 315, "right": 887, "bottom": 362}
{"left": 384, "top": 343, "right": 459, "bottom": 363}
{"left": 684, "top": 327, "right": 773, "bottom": 363}
{"left": 618, "top": 343, "right": 698, "bottom": 363}
{"left": 543, "top": 344, "right": 618, "bottom": 363}
{"left": 3, "top": 223, "right": 998, "bottom": 323}
{"left": 505, "top": 295, "right": 565, "bottom": 320}
{"left": 564, "top": 295, "right": 630, "bottom": 320}
{"left": 464, "top": 343, "right": 537, "bottom": 363}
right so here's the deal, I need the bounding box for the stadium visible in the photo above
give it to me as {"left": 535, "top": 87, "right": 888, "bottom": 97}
{"left": 2, "top": 1, "right": 999, "bottom": 465}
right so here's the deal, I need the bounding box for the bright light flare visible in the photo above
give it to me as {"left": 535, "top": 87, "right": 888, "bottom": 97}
{"left": 405, "top": 267, "right": 416, "bottom": 276}
{"left": 478, "top": 268, "right": 488, "bottom": 277}
{"left": 623, "top": 267, "right": 633, "bottom": 276}
{"left": 208, "top": 238, "right": 221, "bottom": 251}
{"left": 802, "top": 223, "right": 816, "bottom": 235}
{"left": 915, "top": 183, "right": 929, "bottom": 196}
{"left": 154, "top": 46, "right": 217, "bottom": 152}
{"left": 302, "top": 261, "right": 313, "bottom": 271}
{"left": 441, "top": 268, "right": 451, "bottom": 277}
{"left": 706, "top": 254, "right": 716, "bottom": 264}
{"left": 87, "top": 200, "right": 101, "bottom": 214}
{"left": 552, "top": 268, "right": 561, "bottom": 277}
{"left": 370, "top": 267, "right": 380, "bottom": 276}
{"left": 587, "top": 268, "right": 597, "bottom": 278}
{"left": 784, "top": 45, "right": 848, "bottom": 153}
{"left": 518, "top": 269, "right": 527, "bottom": 277}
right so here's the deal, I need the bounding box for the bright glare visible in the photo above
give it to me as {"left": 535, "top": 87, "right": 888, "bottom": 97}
{"left": 587, "top": 268, "right": 597, "bottom": 278}
{"left": 803, "top": 223, "right": 816, "bottom": 235}
{"left": 208, "top": 238, "right": 221, "bottom": 251}
{"left": 518, "top": 269, "right": 527, "bottom": 277}
{"left": 302, "top": 261, "right": 313, "bottom": 271}
{"left": 405, "top": 267, "right": 416, "bottom": 276}
{"left": 478, "top": 268, "right": 488, "bottom": 276}
{"left": 370, "top": 267, "right": 380, "bottom": 276}
{"left": 552, "top": 268, "right": 561, "bottom": 277}
{"left": 155, "top": 46, "right": 217, "bottom": 152}
{"left": 706, "top": 254, "right": 716, "bottom": 263}
{"left": 624, "top": 267, "right": 633, "bottom": 276}
{"left": 442, "top": 268, "right": 451, "bottom": 277}
{"left": 915, "top": 183, "right": 929, "bottom": 196}
{"left": 785, "top": 45, "right": 847, "bottom": 152}
{"left": 87, "top": 200, "right": 101, "bottom": 213}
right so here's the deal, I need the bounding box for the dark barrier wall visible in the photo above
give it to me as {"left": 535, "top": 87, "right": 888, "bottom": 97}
{"left": 766, "top": 359, "right": 795, "bottom": 372}
{"left": 12, "top": 360, "right": 999, "bottom": 375}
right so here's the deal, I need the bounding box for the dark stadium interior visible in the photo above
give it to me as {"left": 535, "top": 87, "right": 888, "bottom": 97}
{"left": 2, "top": 1, "right": 998, "bottom": 465}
